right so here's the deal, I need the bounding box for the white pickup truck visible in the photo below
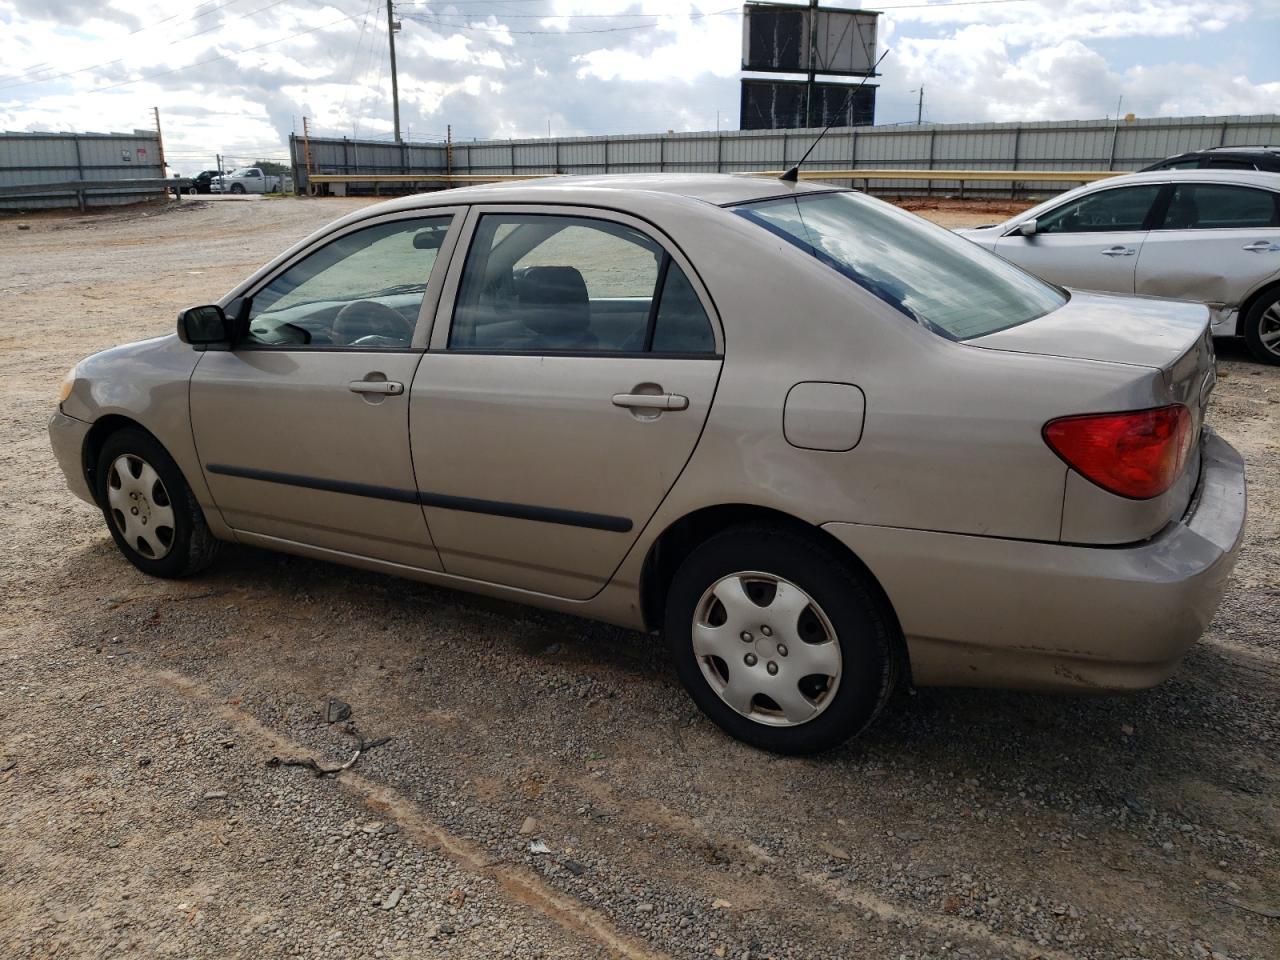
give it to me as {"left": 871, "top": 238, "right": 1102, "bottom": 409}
{"left": 209, "top": 167, "right": 289, "bottom": 194}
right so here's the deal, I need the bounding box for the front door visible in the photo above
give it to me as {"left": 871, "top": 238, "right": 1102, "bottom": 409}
{"left": 409, "top": 207, "right": 723, "bottom": 599}
{"left": 191, "top": 211, "right": 459, "bottom": 569}
{"left": 995, "top": 182, "right": 1165, "bottom": 294}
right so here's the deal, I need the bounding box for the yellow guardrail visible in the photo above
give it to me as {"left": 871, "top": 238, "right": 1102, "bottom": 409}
{"left": 307, "top": 173, "right": 551, "bottom": 185}
{"left": 762, "top": 169, "right": 1122, "bottom": 183}
{"left": 303, "top": 169, "right": 1121, "bottom": 193}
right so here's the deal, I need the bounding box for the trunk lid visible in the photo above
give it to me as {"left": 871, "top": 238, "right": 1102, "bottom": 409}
{"left": 972, "top": 290, "right": 1215, "bottom": 423}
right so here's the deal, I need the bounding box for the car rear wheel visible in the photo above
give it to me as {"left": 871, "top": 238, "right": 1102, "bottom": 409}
{"left": 664, "top": 526, "right": 898, "bottom": 754}
{"left": 95, "top": 429, "right": 219, "bottom": 578}
{"left": 1243, "top": 288, "right": 1280, "bottom": 365}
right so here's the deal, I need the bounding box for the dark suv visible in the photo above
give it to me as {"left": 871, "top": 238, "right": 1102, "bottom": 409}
{"left": 187, "top": 170, "right": 225, "bottom": 195}
{"left": 1141, "top": 146, "right": 1280, "bottom": 173}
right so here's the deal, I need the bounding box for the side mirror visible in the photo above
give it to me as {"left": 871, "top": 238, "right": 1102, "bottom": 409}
{"left": 412, "top": 228, "right": 445, "bottom": 250}
{"left": 177, "top": 304, "right": 232, "bottom": 345}
{"left": 1017, "top": 218, "right": 1038, "bottom": 237}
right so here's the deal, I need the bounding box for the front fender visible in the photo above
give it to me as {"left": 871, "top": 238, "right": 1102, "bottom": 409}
{"left": 61, "top": 334, "right": 231, "bottom": 538}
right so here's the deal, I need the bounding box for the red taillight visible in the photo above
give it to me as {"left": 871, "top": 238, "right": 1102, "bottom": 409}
{"left": 1043, "top": 405, "right": 1193, "bottom": 500}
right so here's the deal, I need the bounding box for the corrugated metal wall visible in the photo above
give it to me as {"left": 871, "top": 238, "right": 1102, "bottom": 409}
{"left": 292, "top": 113, "right": 1280, "bottom": 198}
{"left": 0, "top": 131, "right": 167, "bottom": 210}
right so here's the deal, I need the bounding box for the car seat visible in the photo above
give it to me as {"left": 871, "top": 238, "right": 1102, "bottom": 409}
{"left": 514, "top": 266, "right": 597, "bottom": 350}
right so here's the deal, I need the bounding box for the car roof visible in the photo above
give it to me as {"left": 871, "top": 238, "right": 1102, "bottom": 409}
{"left": 356, "top": 173, "right": 836, "bottom": 217}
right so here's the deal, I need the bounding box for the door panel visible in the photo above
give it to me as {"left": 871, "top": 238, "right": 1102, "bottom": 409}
{"left": 189, "top": 211, "right": 461, "bottom": 569}
{"left": 994, "top": 231, "right": 1146, "bottom": 294}
{"left": 1136, "top": 229, "right": 1280, "bottom": 308}
{"left": 192, "top": 351, "right": 441, "bottom": 569}
{"left": 409, "top": 354, "right": 720, "bottom": 598}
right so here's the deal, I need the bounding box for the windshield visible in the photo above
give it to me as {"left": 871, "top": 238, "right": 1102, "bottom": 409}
{"left": 734, "top": 191, "right": 1066, "bottom": 340}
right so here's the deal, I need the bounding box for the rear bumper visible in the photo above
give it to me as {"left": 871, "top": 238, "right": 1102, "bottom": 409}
{"left": 48, "top": 409, "right": 96, "bottom": 507}
{"left": 822, "top": 429, "right": 1247, "bottom": 692}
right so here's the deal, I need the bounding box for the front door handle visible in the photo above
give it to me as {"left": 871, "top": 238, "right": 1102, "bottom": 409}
{"left": 1242, "top": 240, "right": 1280, "bottom": 253}
{"left": 349, "top": 379, "right": 404, "bottom": 395}
{"left": 612, "top": 392, "right": 689, "bottom": 411}
{"left": 1101, "top": 245, "right": 1136, "bottom": 257}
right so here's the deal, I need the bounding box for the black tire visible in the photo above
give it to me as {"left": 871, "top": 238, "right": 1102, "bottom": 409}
{"left": 1242, "top": 287, "right": 1280, "bottom": 365}
{"left": 95, "top": 428, "right": 219, "bottom": 578}
{"left": 230, "top": 183, "right": 246, "bottom": 195}
{"left": 664, "top": 525, "right": 899, "bottom": 754}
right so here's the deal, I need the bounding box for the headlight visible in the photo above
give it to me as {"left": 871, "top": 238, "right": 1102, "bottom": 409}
{"left": 58, "top": 367, "right": 76, "bottom": 405}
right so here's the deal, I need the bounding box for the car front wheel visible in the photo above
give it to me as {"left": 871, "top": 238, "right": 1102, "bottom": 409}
{"left": 664, "top": 526, "right": 899, "bottom": 754}
{"left": 1243, "top": 287, "right": 1280, "bottom": 365}
{"left": 95, "top": 428, "right": 219, "bottom": 578}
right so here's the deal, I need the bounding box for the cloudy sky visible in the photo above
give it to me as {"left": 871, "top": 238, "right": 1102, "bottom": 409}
{"left": 1, "top": 0, "right": 1277, "bottom": 174}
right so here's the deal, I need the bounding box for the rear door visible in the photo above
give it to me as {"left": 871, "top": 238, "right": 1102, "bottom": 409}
{"left": 1135, "top": 181, "right": 1280, "bottom": 312}
{"left": 994, "top": 182, "right": 1164, "bottom": 294}
{"left": 408, "top": 206, "right": 723, "bottom": 600}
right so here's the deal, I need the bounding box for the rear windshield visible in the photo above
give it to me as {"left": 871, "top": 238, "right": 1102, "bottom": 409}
{"left": 733, "top": 191, "right": 1067, "bottom": 340}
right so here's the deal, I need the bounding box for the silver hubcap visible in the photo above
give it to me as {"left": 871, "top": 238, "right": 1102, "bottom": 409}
{"left": 1260, "top": 302, "right": 1280, "bottom": 357}
{"left": 692, "top": 571, "right": 842, "bottom": 727}
{"left": 107, "top": 454, "right": 176, "bottom": 560}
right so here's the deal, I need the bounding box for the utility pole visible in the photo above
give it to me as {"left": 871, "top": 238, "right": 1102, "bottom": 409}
{"left": 916, "top": 86, "right": 925, "bottom": 125}
{"left": 386, "top": 0, "right": 402, "bottom": 143}
{"left": 152, "top": 106, "right": 167, "bottom": 176}
{"left": 301, "top": 116, "right": 313, "bottom": 180}
{"left": 805, "top": 0, "right": 818, "bottom": 128}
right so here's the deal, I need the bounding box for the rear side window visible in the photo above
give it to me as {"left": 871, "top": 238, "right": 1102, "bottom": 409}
{"left": 1036, "top": 185, "right": 1161, "bottom": 234}
{"left": 1158, "top": 183, "right": 1280, "bottom": 229}
{"left": 734, "top": 191, "right": 1066, "bottom": 341}
{"left": 449, "top": 213, "right": 716, "bottom": 354}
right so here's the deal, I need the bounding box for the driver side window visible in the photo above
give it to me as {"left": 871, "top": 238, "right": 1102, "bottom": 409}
{"left": 246, "top": 215, "right": 452, "bottom": 349}
{"left": 1036, "top": 185, "right": 1161, "bottom": 235}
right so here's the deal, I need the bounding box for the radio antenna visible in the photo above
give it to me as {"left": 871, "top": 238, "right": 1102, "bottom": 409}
{"left": 780, "top": 48, "right": 890, "bottom": 183}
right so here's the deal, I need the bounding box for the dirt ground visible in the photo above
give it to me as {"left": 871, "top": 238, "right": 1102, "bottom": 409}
{"left": 1, "top": 196, "right": 1277, "bottom": 960}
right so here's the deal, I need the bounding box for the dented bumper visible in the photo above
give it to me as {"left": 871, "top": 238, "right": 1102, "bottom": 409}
{"left": 822, "top": 429, "right": 1247, "bottom": 692}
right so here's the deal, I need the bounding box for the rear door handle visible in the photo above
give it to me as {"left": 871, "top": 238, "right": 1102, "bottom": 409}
{"left": 1242, "top": 240, "right": 1280, "bottom": 252}
{"left": 1101, "top": 245, "right": 1136, "bottom": 257}
{"left": 612, "top": 392, "right": 689, "bottom": 411}
{"left": 349, "top": 380, "right": 404, "bottom": 395}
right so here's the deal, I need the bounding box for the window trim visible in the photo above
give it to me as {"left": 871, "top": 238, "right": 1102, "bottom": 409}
{"left": 226, "top": 207, "right": 465, "bottom": 354}
{"left": 429, "top": 203, "right": 723, "bottom": 358}
{"left": 1147, "top": 182, "right": 1280, "bottom": 232}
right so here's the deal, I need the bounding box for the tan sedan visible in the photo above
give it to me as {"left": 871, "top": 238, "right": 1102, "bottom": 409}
{"left": 50, "top": 175, "right": 1247, "bottom": 753}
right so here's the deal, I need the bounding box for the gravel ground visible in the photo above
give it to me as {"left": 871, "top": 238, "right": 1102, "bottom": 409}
{"left": 1, "top": 196, "right": 1277, "bottom": 960}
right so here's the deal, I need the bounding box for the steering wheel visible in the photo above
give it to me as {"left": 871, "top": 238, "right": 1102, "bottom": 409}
{"left": 332, "top": 300, "right": 415, "bottom": 346}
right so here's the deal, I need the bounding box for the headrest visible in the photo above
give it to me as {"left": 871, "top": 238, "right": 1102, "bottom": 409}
{"left": 516, "top": 266, "right": 590, "bottom": 335}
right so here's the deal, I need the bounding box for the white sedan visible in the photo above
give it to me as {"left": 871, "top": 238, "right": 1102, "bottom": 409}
{"left": 958, "top": 170, "right": 1280, "bottom": 363}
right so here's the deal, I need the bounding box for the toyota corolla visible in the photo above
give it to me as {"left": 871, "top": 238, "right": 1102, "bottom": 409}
{"left": 50, "top": 175, "right": 1247, "bottom": 753}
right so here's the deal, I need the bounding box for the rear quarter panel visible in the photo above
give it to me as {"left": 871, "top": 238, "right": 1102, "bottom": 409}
{"left": 598, "top": 200, "right": 1172, "bottom": 599}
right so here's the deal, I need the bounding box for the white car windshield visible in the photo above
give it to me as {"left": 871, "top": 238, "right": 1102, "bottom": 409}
{"left": 734, "top": 191, "right": 1067, "bottom": 340}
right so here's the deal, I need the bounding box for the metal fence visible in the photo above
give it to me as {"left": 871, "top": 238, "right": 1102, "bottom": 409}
{"left": 0, "top": 130, "right": 169, "bottom": 210}
{"left": 291, "top": 113, "right": 1280, "bottom": 198}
